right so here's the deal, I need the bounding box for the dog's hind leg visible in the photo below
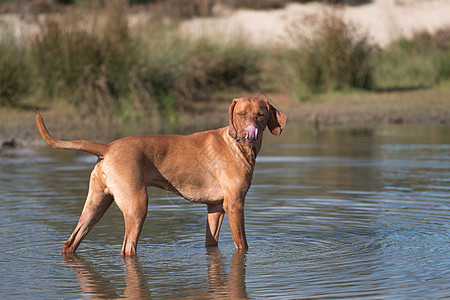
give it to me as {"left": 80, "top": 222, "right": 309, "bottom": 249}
{"left": 62, "top": 170, "right": 113, "bottom": 254}
{"left": 205, "top": 203, "right": 225, "bottom": 247}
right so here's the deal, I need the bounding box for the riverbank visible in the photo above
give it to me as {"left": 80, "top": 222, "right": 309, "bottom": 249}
{"left": 1, "top": 0, "right": 450, "bottom": 149}
{"left": 284, "top": 85, "right": 450, "bottom": 127}
{"left": 2, "top": 0, "right": 450, "bottom": 110}
{"left": 1, "top": 86, "right": 449, "bottom": 148}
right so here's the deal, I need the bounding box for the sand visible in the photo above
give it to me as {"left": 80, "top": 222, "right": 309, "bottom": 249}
{"left": 3, "top": 0, "right": 450, "bottom": 47}
{"left": 181, "top": 0, "right": 450, "bottom": 47}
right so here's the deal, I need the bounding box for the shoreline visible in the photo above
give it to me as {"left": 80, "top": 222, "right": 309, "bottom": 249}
{"left": 1, "top": 0, "right": 450, "bottom": 150}
{"left": 2, "top": 86, "right": 449, "bottom": 148}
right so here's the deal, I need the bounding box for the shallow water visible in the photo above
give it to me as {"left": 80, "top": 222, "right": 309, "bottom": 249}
{"left": 1, "top": 125, "right": 449, "bottom": 299}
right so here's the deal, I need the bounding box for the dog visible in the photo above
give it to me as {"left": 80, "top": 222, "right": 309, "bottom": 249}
{"left": 35, "top": 97, "right": 286, "bottom": 256}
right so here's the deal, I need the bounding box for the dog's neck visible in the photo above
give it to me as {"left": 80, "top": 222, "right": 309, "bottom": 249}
{"left": 227, "top": 131, "right": 262, "bottom": 171}
{"left": 238, "top": 142, "right": 259, "bottom": 167}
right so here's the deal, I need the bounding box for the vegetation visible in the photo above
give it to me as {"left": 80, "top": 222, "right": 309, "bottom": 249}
{"left": 7, "top": 1, "right": 262, "bottom": 128}
{"left": 0, "top": 27, "right": 29, "bottom": 106}
{"left": 0, "top": 0, "right": 376, "bottom": 15}
{"left": 288, "top": 10, "right": 374, "bottom": 99}
{"left": 373, "top": 29, "right": 450, "bottom": 91}
{"left": 287, "top": 10, "right": 450, "bottom": 97}
{"left": 0, "top": 0, "right": 449, "bottom": 134}
{"left": 221, "top": 0, "right": 369, "bottom": 11}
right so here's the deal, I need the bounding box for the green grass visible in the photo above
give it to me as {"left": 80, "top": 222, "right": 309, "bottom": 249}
{"left": 0, "top": 1, "right": 449, "bottom": 131}
{"left": 373, "top": 30, "right": 450, "bottom": 90}
{"left": 15, "top": 1, "right": 262, "bottom": 125}
{"left": 0, "top": 27, "right": 29, "bottom": 106}
{"left": 287, "top": 10, "right": 374, "bottom": 99}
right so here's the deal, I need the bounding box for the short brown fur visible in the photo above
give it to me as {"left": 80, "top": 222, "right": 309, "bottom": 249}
{"left": 35, "top": 97, "right": 286, "bottom": 256}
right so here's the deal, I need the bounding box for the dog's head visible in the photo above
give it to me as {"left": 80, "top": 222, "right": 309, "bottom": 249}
{"left": 228, "top": 97, "right": 287, "bottom": 146}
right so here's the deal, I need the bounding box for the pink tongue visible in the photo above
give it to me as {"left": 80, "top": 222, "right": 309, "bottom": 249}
{"left": 245, "top": 125, "right": 258, "bottom": 141}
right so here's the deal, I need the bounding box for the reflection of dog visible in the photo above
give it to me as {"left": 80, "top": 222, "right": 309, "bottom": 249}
{"left": 63, "top": 250, "right": 247, "bottom": 298}
{"left": 63, "top": 254, "right": 151, "bottom": 298}
{"left": 206, "top": 248, "right": 248, "bottom": 299}
{"left": 36, "top": 97, "right": 286, "bottom": 256}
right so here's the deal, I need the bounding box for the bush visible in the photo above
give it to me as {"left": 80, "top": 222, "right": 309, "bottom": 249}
{"left": 25, "top": 2, "right": 262, "bottom": 126}
{"left": 160, "top": 0, "right": 214, "bottom": 19}
{"left": 373, "top": 28, "right": 450, "bottom": 90}
{"left": 288, "top": 10, "right": 373, "bottom": 99}
{"left": 221, "top": 0, "right": 288, "bottom": 10}
{"left": 29, "top": 1, "right": 139, "bottom": 112}
{"left": 176, "top": 37, "right": 261, "bottom": 100}
{"left": 0, "top": 31, "right": 29, "bottom": 106}
{"left": 220, "top": 0, "right": 371, "bottom": 11}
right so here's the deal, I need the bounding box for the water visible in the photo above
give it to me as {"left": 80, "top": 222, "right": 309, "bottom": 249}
{"left": 1, "top": 124, "right": 449, "bottom": 299}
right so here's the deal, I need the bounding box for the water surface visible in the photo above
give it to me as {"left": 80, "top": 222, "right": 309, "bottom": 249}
{"left": 1, "top": 125, "right": 449, "bottom": 299}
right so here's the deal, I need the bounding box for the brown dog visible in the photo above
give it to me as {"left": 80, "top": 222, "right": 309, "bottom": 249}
{"left": 35, "top": 97, "right": 286, "bottom": 256}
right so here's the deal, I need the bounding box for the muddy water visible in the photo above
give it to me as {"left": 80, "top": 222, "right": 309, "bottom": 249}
{"left": 1, "top": 125, "right": 449, "bottom": 299}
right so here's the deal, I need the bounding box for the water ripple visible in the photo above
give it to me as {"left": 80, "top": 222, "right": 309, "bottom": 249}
{"left": 1, "top": 129, "right": 450, "bottom": 298}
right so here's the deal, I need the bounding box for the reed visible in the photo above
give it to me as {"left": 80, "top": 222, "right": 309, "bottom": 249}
{"left": 373, "top": 28, "right": 450, "bottom": 90}
{"left": 0, "top": 28, "right": 29, "bottom": 106}
{"left": 1, "top": 1, "right": 449, "bottom": 128}
{"left": 25, "top": 1, "right": 261, "bottom": 124}
{"left": 287, "top": 10, "right": 374, "bottom": 99}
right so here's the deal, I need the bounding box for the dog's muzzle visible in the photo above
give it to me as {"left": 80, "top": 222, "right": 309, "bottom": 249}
{"left": 245, "top": 125, "right": 258, "bottom": 142}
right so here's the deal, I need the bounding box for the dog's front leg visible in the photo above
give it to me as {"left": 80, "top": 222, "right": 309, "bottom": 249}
{"left": 205, "top": 203, "right": 225, "bottom": 247}
{"left": 116, "top": 188, "right": 149, "bottom": 256}
{"left": 223, "top": 197, "right": 248, "bottom": 250}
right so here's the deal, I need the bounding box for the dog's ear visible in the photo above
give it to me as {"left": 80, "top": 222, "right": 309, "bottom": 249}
{"left": 228, "top": 98, "right": 239, "bottom": 139}
{"left": 266, "top": 102, "right": 287, "bottom": 136}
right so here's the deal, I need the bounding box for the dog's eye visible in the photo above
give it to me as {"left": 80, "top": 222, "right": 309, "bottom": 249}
{"left": 257, "top": 113, "right": 264, "bottom": 119}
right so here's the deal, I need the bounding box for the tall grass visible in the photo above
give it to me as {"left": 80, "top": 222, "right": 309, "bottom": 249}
{"left": 373, "top": 28, "right": 450, "bottom": 90}
{"left": 175, "top": 36, "right": 262, "bottom": 99}
{"left": 286, "top": 11, "right": 450, "bottom": 98}
{"left": 23, "top": 1, "right": 262, "bottom": 127}
{"left": 0, "top": 28, "right": 29, "bottom": 106}
{"left": 1, "top": 1, "right": 449, "bottom": 127}
{"left": 29, "top": 1, "right": 138, "bottom": 112}
{"left": 130, "top": 24, "right": 262, "bottom": 127}
{"left": 288, "top": 10, "right": 374, "bottom": 99}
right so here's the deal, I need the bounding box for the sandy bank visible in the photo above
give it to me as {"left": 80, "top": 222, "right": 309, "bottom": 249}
{"left": 2, "top": 0, "right": 450, "bottom": 47}
{"left": 182, "top": 0, "right": 450, "bottom": 47}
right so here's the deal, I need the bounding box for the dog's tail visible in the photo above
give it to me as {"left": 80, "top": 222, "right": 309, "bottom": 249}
{"left": 35, "top": 110, "right": 109, "bottom": 158}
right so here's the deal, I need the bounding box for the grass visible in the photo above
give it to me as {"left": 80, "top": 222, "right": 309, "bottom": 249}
{"left": 0, "top": 26, "right": 29, "bottom": 106}
{"left": 283, "top": 86, "right": 450, "bottom": 127}
{"left": 14, "top": 1, "right": 262, "bottom": 128}
{"left": 286, "top": 10, "right": 450, "bottom": 99}
{"left": 3, "top": 84, "right": 449, "bottom": 146}
{"left": 287, "top": 10, "right": 374, "bottom": 99}
{"left": 372, "top": 29, "right": 450, "bottom": 91}
{"left": 0, "top": 1, "right": 449, "bottom": 143}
